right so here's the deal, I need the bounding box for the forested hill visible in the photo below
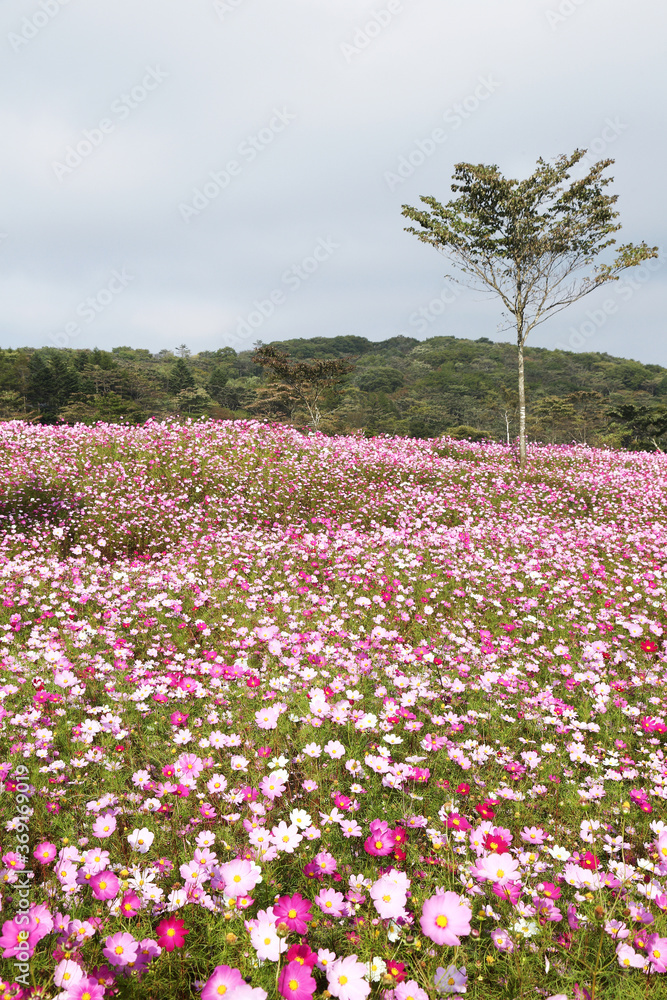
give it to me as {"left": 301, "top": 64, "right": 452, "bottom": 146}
{"left": 1, "top": 334, "right": 666, "bottom": 448}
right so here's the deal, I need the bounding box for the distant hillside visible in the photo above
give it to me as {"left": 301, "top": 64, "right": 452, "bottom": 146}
{"left": 1, "top": 335, "right": 666, "bottom": 448}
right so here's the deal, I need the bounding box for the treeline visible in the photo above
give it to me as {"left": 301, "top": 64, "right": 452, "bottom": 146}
{"left": 1, "top": 335, "right": 666, "bottom": 450}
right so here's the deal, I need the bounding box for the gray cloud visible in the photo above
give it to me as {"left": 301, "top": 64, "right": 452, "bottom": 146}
{"left": 1, "top": 0, "right": 665, "bottom": 363}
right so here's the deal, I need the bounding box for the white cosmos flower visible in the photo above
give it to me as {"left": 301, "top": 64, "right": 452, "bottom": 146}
{"left": 289, "top": 809, "right": 312, "bottom": 829}
{"left": 366, "top": 956, "right": 387, "bottom": 982}
{"left": 127, "top": 828, "right": 155, "bottom": 853}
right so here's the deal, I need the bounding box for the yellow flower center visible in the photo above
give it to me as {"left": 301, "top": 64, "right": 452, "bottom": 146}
{"left": 382, "top": 894, "right": 391, "bottom": 902}
{"left": 115, "top": 946, "right": 124, "bottom": 955}
{"left": 217, "top": 986, "right": 227, "bottom": 996}
{"left": 436, "top": 915, "right": 448, "bottom": 928}
{"left": 233, "top": 875, "right": 241, "bottom": 882}
{"left": 289, "top": 980, "right": 299, "bottom": 991}
{"left": 288, "top": 909, "right": 297, "bottom": 918}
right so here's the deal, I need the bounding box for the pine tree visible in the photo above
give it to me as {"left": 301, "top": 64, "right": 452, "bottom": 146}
{"left": 168, "top": 358, "right": 196, "bottom": 395}
{"left": 27, "top": 353, "right": 57, "bottom": 420}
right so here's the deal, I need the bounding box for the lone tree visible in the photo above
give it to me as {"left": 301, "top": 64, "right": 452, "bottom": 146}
{"left": 251, "top": 344, "right": 354, "bottom": 431}
{"left": 402, "top": 151, "right": 658, "bottom": 466}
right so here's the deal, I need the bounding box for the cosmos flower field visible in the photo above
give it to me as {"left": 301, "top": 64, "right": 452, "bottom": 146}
{"left": 0, "top": 420, "right": 666, "bottom": 1000}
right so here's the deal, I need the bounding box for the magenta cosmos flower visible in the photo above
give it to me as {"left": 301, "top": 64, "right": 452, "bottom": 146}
{"left": 363, "top": 820, "right": 395, "bottom": 857}
{"left": 273, "top": 893, "right": 313, "bottom": 934}
{"left": 156, "top": 917, "right": 189, "bottom": 952}
{"left": 278, "top": 960, "right": 317, "bottom": 1000}
{"left": 119, "top": 891, "right": 143, "bottom": 917}
{"left": 90, "top": 870, "right": 119, "bottom": 901}
{"left": 420, "top": 892, "right": 472, "bottom": 946}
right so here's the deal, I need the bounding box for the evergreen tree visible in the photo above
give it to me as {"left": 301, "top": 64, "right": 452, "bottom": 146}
{"left": 27, "top": 353, "right": 57, "bottom": 420}
{"left": 208, "top": 365, "right": 230, "bottom": 402}
{"left": 168, "top": 358, "right": 195, "bottom": 395}
{"left": 50, "top": 353, "right": 80, "bottom": 409}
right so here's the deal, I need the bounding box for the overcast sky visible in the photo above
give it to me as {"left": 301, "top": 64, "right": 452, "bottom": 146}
{"left": 2, "top": 0, "right": 665, "bottom": 364}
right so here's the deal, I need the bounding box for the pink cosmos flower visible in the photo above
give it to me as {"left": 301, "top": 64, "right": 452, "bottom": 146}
{"left": 646, "top": 934, "right": 667, "bottom": 974}
{"left": 327, "top": 954, "right": 370, "bottom": 1000}
{"left": 260, "top": 775, "right": 286, "bottom": 800}
{"left": 363, "top": 820, "right": 395, "bottom": 857}
{"left": 54, "top": 959, "right": 84, "bottom": 989}
{"left": 278, "top": 960, "right": 317, "bottom": 1000}
{"left": 255, "top": 707, "right": 280, "bottom": 730}
{"left": 396, "top": 981, "right": 429, "bottom": 1000}
{"left": 66, "top": 978, "right": 106, "bottom": 1000}
{"left": 21, "top": 904, "right": 53, "bottom": 951}
{"left": 103, "top": 931, "right": 138, "bottom": 967}
{"left": 33, "top": 841, "right": 57, "bottom": 864}
{"left": 369, "top": 870, "right": 409, "bottom": 920}
{"left": 492, "top": 880, "right": 522, "bottom": 905}
{"left": 313, "top": 851, "right": 337, "bottom": 874}
{"left": 273, "top": 894, "right": 313, "bottom": 934}
{"left": 200, "top": 964, "right": 246, "bottom": 999}
{"left": 90, "top": 870, "right": 119, "bottom": 901}
{"left": 471, "top": 852, "right": 520, "bottom": 886}
{"left": 490, "top": 928, "right": 514, "bottom": 952}
{"left": 420, "top": 892, "right": 472, "bottom": 946}
{"left": 521, "top": 826, "right": 546, "bottom": 845}
{"left": 0, "top": 919, "right": 32, "bottom": 959}
{"left": 119, "top": 891, "right": 143, "bottom": 917}
{"left": 616, "top": 943, "right": 646, "bottom": 969}
{"left": 215, "top": 859, "right": 262, "bottom": 897}
{"left": 434, "top": 965, "right": 468, "bottom": 994}
{"left": 314, "top": 888, "right": 346, "bottom": 917}
{"left": 247, "top": 908, "right": 287, "bottom": 962}
{"left": 91, "top": 813, "right": 117, "bottom": 839}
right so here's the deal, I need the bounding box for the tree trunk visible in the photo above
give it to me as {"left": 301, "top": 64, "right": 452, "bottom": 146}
{"left": 517, "top": 338, "right": 527, "bottom": 468}
{"left": 504, "top": 411, "right": 510, "bottom": 446}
